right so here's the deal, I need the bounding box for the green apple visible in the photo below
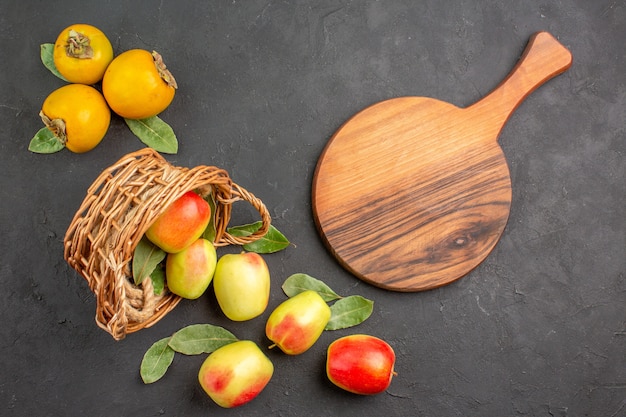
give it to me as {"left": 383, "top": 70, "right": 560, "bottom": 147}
{"left": 326, "top": 334, "right": 396, "bottom": 395}
{"left": 213, "top": 252, "right": 270, "bottom": 321}
{"left": 165, "top": 238, "right": 217, "bottom": 299}
{"left": 198, "top": 340, "right": 273, "bottom": 408}
{"left": 265, "top": 290, "right": 331, "bottom": 355}
{"left": 145, "top": 191, "right": 211, "bottom": 253}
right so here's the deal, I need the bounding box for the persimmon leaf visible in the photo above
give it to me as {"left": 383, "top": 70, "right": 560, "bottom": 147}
{"left": 125, "top": 116, "right": 178, "bottom": 154}
{"left": 40, "top": 43, "right": 68, "bottom": 81}
{"left": 29, "top": 127, "right": 64, "bottom": 154}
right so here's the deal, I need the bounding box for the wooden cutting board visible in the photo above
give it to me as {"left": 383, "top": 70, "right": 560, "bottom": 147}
{"left": 312, "top": 32, "right": 572, "bottom": 292}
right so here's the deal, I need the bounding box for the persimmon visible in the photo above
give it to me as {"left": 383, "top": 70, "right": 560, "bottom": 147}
{"left": 53, "top": 24, "right": 113, "bottom": 85}
{"left": 40, "top": 84, "right": 111, "bottom": 153}
{"left": 102, "top": 49, "right": 177, "bottom": 119}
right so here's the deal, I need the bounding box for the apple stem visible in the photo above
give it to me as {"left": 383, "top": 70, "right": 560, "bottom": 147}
{"left": 268, "top": 343, "right": 277, "bottom": 349}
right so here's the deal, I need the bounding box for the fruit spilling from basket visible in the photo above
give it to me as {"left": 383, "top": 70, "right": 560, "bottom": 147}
{"left": 63, "top": 148, "right": 274, "bottom": 340}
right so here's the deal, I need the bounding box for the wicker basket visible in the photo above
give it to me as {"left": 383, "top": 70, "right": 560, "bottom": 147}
{"left": 63, "top": 148, "right": 271, "bottom": 340}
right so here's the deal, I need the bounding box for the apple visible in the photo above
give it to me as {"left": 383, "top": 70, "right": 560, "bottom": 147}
{"left": 265, "top": 290, "right": 331, "bottom": 355}
{"left": 165, "top": 238, "right": 217, "bottom": 299}
{"left": 213, "top": 252, "right": 270, "bottom": 321}
{"left": 145, "top": 191, "right": 211, "bottom": 253}
{"left": 198, "top": 340, "right": 273, "bottom": 408}
{"left": 326, "top": 334, "right": 396, "bottom": 395}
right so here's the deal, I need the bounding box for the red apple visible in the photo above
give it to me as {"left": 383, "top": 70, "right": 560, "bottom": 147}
{"left": 145, "top": 191, "right": 211, "bottom": 253}
{"left": 326, "top": 334, "right": 396, "bottom": 395}
{"left": 198, "top": 340, "right": 273, "bottom": 408}
{"left": 165, "top": 238, "right": 217, "bottom": 299}
{"left": 265, "top": 290, "right": 331, "bottom": 355}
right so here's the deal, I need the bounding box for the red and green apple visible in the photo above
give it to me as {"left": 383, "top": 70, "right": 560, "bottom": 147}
{"left": 265, "top": 290, "right": 331, "bottom": 355}
{"left": 165, "top": 238, "right": 216, "bottom": 299}
{"left": 326, "top": 334, "right": 396, "bottom": 395}
{"left": 198, "top": 340, "right": 273, "bottom": 408}
{"left": 145, "top": 191, "right": 211, "bottom": 253}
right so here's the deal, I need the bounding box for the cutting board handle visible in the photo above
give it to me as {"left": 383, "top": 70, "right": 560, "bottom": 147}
{"left": 469, "top": 31, "right": 572, "bottom": 132}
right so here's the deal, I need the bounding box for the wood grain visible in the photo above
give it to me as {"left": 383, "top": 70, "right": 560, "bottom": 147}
{"left": 312, "top": 32, "right": 572, "bottom": 291}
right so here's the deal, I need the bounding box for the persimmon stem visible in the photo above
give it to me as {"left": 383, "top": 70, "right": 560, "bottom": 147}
{"left": 39, "top": 111, "right": 67, "bottom": 145}
{"left": 65, "top": 30, "right": 93, "bottom": 59}
{"left": 152, "top": 51, "right": 178, "bottom": 89}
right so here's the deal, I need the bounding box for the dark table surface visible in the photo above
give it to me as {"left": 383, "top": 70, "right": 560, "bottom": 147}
{"left": 1, "top": 1, "right": 624, "bottom": 416}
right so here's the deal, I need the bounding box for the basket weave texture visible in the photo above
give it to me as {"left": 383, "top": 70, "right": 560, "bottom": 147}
{"left": 63, "top": 148, "right": 271, "bottom": 340}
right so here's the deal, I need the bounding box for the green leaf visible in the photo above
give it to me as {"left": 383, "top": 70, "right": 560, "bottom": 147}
{"left": 28, "top": 127, "right": 64, "bottom": 154}
{"left": 243, "top": 225, "right": 290, "bottom": 254}
{"left": 281, "top": 273, "right": 341, "bottom": 302}
{"left": 132, "top": 237, "right": 166, "bottom": 286}
{"left": 325, "top": 295, "right": 374, "bottom": 330}
{"left": 140, "top": 337, "right": 175, "bottom": 384}
{"left": 227, "top": 221, "right": 263, "bottom": 237}
{"left": 228, "top": 222, "right": 290, "bottom": 254}
{"left": 202, "top": 191, "right": 217, "bottom": 243}
{"left": 168, "top": 324, "right": 238, "bottom": 355}
{"left": 150, "top": 264, "right": 165, "bottom": 296}
{"left": 40, "top": 43, "right": 68, "bottom": 81}
{"left": 124, "top": 116, "right": 178, "bottom": 154}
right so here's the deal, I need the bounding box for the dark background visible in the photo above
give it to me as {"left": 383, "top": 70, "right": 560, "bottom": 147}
{"left": 1, "top": 1, "right": 624, "bottom": 416}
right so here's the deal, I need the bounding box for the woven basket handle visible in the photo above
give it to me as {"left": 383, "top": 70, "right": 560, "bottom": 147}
{"left": 215, "top": 182, "right": 272, "bottom": 247}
